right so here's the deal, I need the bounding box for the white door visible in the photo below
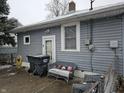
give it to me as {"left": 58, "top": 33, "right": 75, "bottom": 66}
{"left": 42, "top": 35, "right": 56, "bottom": 63}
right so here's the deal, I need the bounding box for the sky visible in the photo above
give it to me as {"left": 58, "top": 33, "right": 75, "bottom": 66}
{"left": 8, "top": 0, "right": 124, "bottom": 25}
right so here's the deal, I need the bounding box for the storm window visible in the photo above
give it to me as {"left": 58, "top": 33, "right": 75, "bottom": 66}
{"left": 23, "top": 35, "right": 30, "bottom": 45}
{"left": 65, "top": 25, "right": 76, "bottom": 49}
{"left": 61, "top": 22, "right": 80, "bottom": 51}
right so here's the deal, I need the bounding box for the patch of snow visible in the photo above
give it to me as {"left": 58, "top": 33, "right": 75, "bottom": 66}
{"left": 83, "top": 71, "right": 100, "bottom": 76}
{"left": 8, "top": 73, "right": 16, "bottom": 76}
{"left": 22, "top": 62, "right": 30, "bottom": 68}
{"left": 83, "top": 82, "right": 87, "bottom": 84}
{"left": 7, "top": 69, "right": 11, "bottom": 72}
{"left": 0, "top": 65, "right": 12, "bottom": 70}
{"left": 1, "top": 89, "right": 7, "bottom": 93}
{"left": 74, "top": 70, "right": 100, "bottom": 78}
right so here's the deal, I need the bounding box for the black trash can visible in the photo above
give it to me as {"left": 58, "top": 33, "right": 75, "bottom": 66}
{"left": 27, "top": 55, "right": 50, "bottom": 76}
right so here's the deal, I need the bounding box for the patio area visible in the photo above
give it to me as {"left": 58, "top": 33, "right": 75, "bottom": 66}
{"left": 0, "top": 67, "right": 72, "bottom": 93}
{"left": 0, "top": 64, "right": 124, "bottom": 93}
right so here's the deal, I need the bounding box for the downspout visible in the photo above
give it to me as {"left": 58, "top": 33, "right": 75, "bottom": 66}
{"left": 89, "top": 19, "right": 94, "bottom": 72}
{"left": 89, "top": 1, "right": 95, "bottom": 72}
{"left": 90, "top": 19, "right": 93, "bottom": 45}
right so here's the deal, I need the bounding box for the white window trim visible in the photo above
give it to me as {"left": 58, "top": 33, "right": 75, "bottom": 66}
{"left": 23, "top": 35, "right": 30, "bottom": 45}
{"left": 61, "top": 22, "right": 80, "bottom": 52}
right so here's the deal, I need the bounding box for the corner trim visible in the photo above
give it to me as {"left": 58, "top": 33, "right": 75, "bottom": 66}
{"left": 122, "top": 16, "right": 124, "bottom": 76}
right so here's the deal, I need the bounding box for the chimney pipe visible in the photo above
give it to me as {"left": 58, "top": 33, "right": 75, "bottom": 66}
{"left": 69, "top": 1, "right": 76, "bottom": 12}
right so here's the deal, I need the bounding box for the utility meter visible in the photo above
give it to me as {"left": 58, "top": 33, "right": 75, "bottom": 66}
{"left": 85, "top": 39, "right": 90, "bottom": 45}
{"left": 110, "top": 40, "right": 118, "bottom": 48}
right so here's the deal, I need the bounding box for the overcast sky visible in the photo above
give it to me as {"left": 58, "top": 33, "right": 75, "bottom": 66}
{"left": 8, "top": 0, "right": 124, "bottom": 25}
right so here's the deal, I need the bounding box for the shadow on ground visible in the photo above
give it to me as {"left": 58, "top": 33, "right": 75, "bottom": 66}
{"left": 0, "top": 67, "right": 71, "bottom": 93}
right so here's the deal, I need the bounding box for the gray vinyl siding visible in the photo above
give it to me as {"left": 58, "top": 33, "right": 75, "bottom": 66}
{"left": 122, "top": 15, "right": 124, "bottom": 76}
{"left": 17, "top": 27, "right": 61, "bottom": 62}
{"left": 17, "top": 16, "right": 123, "bottom": 75}
{"left": 92, "top": 17, "right": 123, "bottom": 74}
{"left": 57, "top": 21, "right": 92, "bottom": 71}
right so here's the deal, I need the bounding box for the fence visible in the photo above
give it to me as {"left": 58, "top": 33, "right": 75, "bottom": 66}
{"left": 0, "top": 47, "right": 17, "bottom": 64}
{"left": 85, "top": 66, "right": 117, "bottom": 93}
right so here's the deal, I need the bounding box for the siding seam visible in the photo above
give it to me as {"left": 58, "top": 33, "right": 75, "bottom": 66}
{"left": 122, "top": 16, "right": 124, "bottom": 76}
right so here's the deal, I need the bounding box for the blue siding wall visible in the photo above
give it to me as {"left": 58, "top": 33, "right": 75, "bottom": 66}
{"left": 122, "top": 15, "right": 124, "bottom": 76}
{"left": 17, "top": 27, "right": 60, "bottom": 62}
{"left": 17, "top": 16, "right": 123, "bottom": 74}
{"left": 92, "top": 17, "right": 122, "bottom": 73}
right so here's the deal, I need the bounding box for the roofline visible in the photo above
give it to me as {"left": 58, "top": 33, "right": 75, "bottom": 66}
{"left": 9, "top": 2, "right": 124, "bottom": 33}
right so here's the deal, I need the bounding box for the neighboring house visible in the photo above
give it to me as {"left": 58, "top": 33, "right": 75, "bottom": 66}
{"left": 10, "top": 2, "right": 124, "bottom": 76}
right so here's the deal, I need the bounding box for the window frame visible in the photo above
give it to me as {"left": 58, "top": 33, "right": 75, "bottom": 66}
{"left": 23, "top": 35, "right": 30, "bottom": 45}
{"left": 61, "top": 22, "right": 80, "bottom": 52}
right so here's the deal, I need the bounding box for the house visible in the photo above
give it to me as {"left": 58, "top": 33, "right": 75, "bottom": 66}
{"left": 10, "top": 1, "right": 124, "bottom": 76}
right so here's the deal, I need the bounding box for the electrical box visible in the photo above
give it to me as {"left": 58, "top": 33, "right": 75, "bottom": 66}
{"left": 85, "top": 39, "right": 90, "bottom": 45}
{"left": 110, "top": 40, "right": 118, "bottom": 48}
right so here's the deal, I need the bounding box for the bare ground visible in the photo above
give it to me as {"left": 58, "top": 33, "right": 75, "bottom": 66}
{"left": 0, "top": 67, "right": 71, "bottom": 93}
{"left": 117, "top": 85, "right": 124, "bottom": 93}
{"left": 1, "top": 66, "right": 123, "bottom": 93}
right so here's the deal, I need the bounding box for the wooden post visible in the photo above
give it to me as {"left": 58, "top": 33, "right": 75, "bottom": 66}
{"left": 10, "top": 53, "right": 13, "bottom": 64}
{"left": 100, "top": 76, "right": 104, "bottom": 93}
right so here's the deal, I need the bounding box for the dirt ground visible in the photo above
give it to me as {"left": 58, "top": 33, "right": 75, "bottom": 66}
{"left": 0, "top": 67, "right": 72, "bottom": 93}
{"left": 117, "top": 84, "right": 124, "bottom": 93}
{"left": 1, "top": 66, "right": 123, "bottom": 93}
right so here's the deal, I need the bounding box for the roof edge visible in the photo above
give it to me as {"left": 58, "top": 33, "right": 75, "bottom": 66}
{"left": 9, "top": 2, "right": 124, "bottom": 33}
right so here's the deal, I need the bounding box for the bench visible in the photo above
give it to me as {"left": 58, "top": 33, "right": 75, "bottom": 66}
{"left": 48, "top": 61, "right": 77, "bottom": 83}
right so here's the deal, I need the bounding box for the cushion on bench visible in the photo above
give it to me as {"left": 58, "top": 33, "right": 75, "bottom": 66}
{"left": 48, "top": 61, "right": 77, "bottom": 82}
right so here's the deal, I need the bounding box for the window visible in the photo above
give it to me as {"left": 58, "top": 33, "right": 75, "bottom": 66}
{"left": 65, "top": 25, "right": 76, "bottom": 49}
{"left": 23, "top": 35, "right": 30, "bottom": 45}
{"left": 61, "top": 22, "right": 80, "bottom": 51}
